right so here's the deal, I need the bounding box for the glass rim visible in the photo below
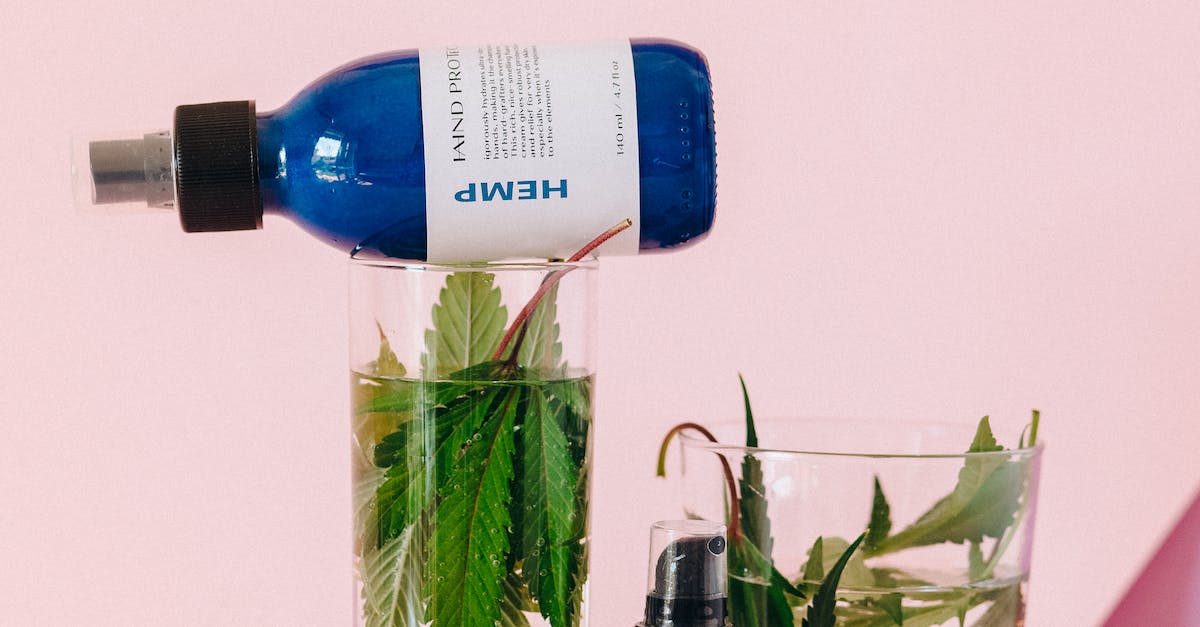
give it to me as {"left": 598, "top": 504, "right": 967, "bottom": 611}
{"left": 348, "top": 256, "right": 600, "bottom": 272}
{"left": 678, "top": 416, "right": 1044, "bottom": 460}
{"left": 651, "top": 519, "right": 727, "bottom": 534}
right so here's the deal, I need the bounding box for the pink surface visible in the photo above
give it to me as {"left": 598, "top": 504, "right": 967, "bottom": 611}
{"left": 1, "top": 2, "right": 1198, "bottom": 626}
{"left": 1105, "top": 489, "right": 1200, "bottom": 626}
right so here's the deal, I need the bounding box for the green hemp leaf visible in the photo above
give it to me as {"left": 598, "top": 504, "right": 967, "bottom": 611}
{"left": 427, "top": 383, "right": 520, "bottom": 626}
{"left": 371, "top": 321, "right": 407, "bottom": 377}
{"left": 729, "top": 533, "right": 804, "bottom": 627}
{"left": 864, "top": 476, "right": 892, "bottom": 554}
{"left": 729, "top": 375, "right": 801, "bottom": 627}
{"left": 514, "top": 283, "right": 562, "bottom": 371}
{"left": 422, "top": 272, "right": 507, "bottom": 377}
{"left": 518, "top": 388, "right": 580, "bottom": 627}
{"left": 738, "top": 375, "right": 771, "bottom": 555}
{"left": 867, "top": 417, "right": 1023, "bottom": 556}
{"left": 803, "top": 533, "right": 867, "bottom": 627}
{"left": 360, "top": 515, "right": 427, "bottom": 627}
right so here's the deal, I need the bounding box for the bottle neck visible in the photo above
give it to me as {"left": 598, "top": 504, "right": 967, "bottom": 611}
{"left": 255, "top": 111, "right": 287, "bottom": 214}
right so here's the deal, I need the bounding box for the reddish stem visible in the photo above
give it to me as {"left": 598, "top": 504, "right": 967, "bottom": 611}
{"left": 656, "top": 422, "right": 742, "bottom": 540}
{"left": 492, "top": 219, "right": 633, "bottom": 362}
{"left": 566, "top": 218, "right": 633, "bottom": 263}
{"left": 494, "top": 271, "right": 569, "bottom": 362}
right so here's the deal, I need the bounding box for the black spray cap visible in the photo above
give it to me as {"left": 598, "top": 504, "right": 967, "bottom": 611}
{"left": 641, "top": 520, "right": 729, "bottom": 627}
{"left": 173, "top": 100, "right": 262, "bottom": 232}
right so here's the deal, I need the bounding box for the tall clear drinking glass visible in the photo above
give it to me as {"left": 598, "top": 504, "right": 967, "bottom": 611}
{"left": 678, "top": 417, "right": 1043, "bottom": 626}
{"left": 350, "top": 259, "right": 597, "bottom": 627}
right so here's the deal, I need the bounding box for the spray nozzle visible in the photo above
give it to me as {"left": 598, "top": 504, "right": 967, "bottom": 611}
{"left": 72, "top": 130, "right": 176, "bottom": 214}
{"left": 640, "top": 520, "right": 729, "bottom": 627}
{"left": 72, "top": 100, "right": 261, "bottom": 232}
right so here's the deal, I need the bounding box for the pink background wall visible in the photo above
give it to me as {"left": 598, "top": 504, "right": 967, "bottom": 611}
{"left": 1, "top": 1, "right": 1197, "bottom": 625}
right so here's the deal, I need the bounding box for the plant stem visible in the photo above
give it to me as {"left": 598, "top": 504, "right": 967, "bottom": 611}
{"left": 493, "top": 219, "right": 633, "bottom": 362}
{"left": 656, "top": 422, "right": 742, "bottom": 540}
{"left": 565, "top": 218, "right": 633, "bottom": 263}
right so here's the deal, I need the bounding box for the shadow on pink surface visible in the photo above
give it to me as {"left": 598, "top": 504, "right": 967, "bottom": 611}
{"left": 1104, "top": 487, "right": 1200, "bottom": 626}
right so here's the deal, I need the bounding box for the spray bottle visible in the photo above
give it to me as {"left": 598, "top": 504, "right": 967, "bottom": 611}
{"left": 75, "top": 39, "right": 715, "bottom": 262}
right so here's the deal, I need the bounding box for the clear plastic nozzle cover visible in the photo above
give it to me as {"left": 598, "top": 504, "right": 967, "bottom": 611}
{"left": 71, "top": 130, "right": 175, "bottom": 214}
{"left": 639, "top": 520, "right": 729, "bottom": 627}
{"left": 646, "top": 519, "right": 728, "bottom": 600}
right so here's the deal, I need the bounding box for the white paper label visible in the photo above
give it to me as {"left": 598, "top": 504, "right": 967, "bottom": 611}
{"left": 419, "top": 40, "right": 640, "bottom": 263}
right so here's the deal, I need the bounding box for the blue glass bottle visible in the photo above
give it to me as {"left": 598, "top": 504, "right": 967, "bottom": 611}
{"left": 86, "top": 39, "right": 715, "bottom": 261}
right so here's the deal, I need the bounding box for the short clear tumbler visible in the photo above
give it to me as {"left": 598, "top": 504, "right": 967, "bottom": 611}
{"left": 679, "top": 417, "right": 1043, "bottom": 626}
